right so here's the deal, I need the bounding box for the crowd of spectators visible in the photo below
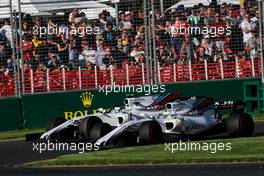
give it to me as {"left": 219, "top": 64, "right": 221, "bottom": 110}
{"left": 0, "top": 0, "right": 261, "bottom": 77}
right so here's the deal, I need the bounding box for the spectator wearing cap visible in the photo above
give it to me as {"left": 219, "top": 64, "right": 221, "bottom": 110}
{"left": 102, "top": 22, "right": 118, "bottom": 49}
{"left": 223, "top": 34, "right": 233, "bottom": 54}
{"left": 79, "top": 41, "right": 96, "bottom": 67}
{"left": 47, "top": 53, "right": 61, "bottom": 71}
{"left": 121, "top": 11, "right": 132, "bottom": 31}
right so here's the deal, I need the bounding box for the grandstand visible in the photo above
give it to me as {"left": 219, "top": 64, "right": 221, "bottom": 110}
{"left": 0, "top": 0, "right": 263, "bottom": 97}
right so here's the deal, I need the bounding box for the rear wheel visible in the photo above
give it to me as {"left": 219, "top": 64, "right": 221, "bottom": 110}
{"left": 227, "top": 112, "right": 254, "bottom": 137}
{"left": 139, "top": 121, "right": 162, "bottom": 144}
{"left": 90, "top": 123, "right": 112, "bottom": 143}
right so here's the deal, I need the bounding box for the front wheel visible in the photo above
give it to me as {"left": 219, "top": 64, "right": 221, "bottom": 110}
{"left": 139, "top": 121, "right": 163, "bottom": 145}
{"left": 89, "top": 123, "right": 112, "bottom": 143}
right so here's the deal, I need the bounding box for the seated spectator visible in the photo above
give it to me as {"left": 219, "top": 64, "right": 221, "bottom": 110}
{"left": 130, "top": 44, "right": 144, "bottom": 63}
{"left": 156, "top": 45, "right": 173, "bottom": 66}
{"left": 223, "top": 34, "right": 232, "bottom": 54}
{"left": 47, "top": 53, "right": 60, "bottom": 71}
{"left": 201, "top": 35, "right": 213, "bottom": 57}
{"left": 79, "top": 41, "right": 96, "bottom": 66}
{"left": 95, "top": 41, "right": 111, "bottom": 70}
{"left": 121, "top": 30, "right": 130, "bottom": 54}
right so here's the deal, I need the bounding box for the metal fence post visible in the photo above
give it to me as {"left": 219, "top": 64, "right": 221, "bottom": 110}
{"left": 62, "top": 68, "right": 66, "bottom": 91}
{"left": 18, "top": 0, "right": 25, "bottom": 95}
{"left": 157, "top": 62, "right": 161, "bottom": 83}
{"left": 46, "top": 69, "right": 50, "bottom": 92}
{"left": 204, "top": 59, "right": 208, "bottom": 80}
{"left": 188, "top": 60, "right": 192, "bottom": 81}
{"left": 94, "top": 66, "right": 98, "bottom": 88}
{"left": 110, "top": 67, "right": 114, "bottom": 86}
{"left": 126, "top": 64, "right": 129, "bottom": 85}
{"left": 235, "top": 57, "right": 240, "bottom": 78}
{"left": 141, "top": 63, "right": 145, "bottom": 84}
{"left": 173, "top": 63, "right": 177, "bottom": 82}
{"left": 30, "top": 69, "right": 34, "bottom": 94}
{"left": 78, "top": 67, "right": 82, "bottom": 89}
{"left": 251, "top": 57, "right": 256, "bottom": 77}
{"left": 219, "top": 59, "right": 224, "bottom": 79}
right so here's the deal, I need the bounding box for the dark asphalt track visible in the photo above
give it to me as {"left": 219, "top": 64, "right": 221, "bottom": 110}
{"left": 0, "top": 121, "right": 263, "bottom": 176}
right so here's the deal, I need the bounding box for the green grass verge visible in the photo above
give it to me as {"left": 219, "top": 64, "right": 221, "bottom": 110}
{"left": 24, "top": 136, "right": 264, "bottom": 167}
{"left": 253, "top": 113, "right": 264, "bottom": 120}
{"left": 0, "top": 128, "right": 44, "bottom": 140}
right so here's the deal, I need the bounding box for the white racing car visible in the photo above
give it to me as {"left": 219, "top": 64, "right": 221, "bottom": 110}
{"left": 40, "top": 93, "right": 254, "bottom": 148}
{"left": 40, "top": 92, "right": 182, "bottom": 143}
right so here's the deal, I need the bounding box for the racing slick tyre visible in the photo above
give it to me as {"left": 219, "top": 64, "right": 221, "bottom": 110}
{"left": 89, "top": 122, "right": 112, "bottom": 143}
{"left": 139, "top": 121, "right": 163, "bottom": 145}
{"left": 46, "top": 117, "right": 74, "bottom": 141}
{"left": 227, "top": 112, "right": 254, "bottom": 137}
{"left": 79, "top": 117, "right": 102, "bottom": 140}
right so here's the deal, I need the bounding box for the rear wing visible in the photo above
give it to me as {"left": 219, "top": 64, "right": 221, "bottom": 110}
{"left": 215, "top": 101, "right": 245, "bottom": 112}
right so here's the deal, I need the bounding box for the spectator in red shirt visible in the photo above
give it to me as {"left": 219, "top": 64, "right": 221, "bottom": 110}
{"left": 21, "top": 34, "right": 33, "bottom": 61}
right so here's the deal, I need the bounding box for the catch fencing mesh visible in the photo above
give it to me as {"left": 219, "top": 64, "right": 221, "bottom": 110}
{"left": 0, "top": 0, "right": 263, "bottom": 97}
